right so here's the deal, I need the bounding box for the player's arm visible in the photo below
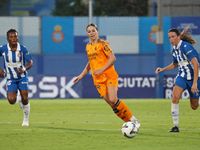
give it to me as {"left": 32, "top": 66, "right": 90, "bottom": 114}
{"left": 17, "top": 60, "right": 33, "bottom": 74}
{"left": 190, "top": 57, "right": 199, "bottom": 94}
{"left": 93, "top": 51, "right": 116, "bottom": 75}
{"left": 0, "top": 46, "right": 5, "bottom": 78}
{"left": 155, "top": 62, "right": 178, "bottom": 74}
{"left": 73, "top": 62, "right": 91, "bottom": 83}
{"left": 0, "top": 68, "right": 5, "bottom": 78}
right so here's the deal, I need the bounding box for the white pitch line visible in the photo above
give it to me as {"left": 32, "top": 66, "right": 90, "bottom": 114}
{"left": 4, "top": 128, "right": 200, "bottom": 132}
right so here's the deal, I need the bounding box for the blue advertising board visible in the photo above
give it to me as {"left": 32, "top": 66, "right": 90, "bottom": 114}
{"left": 139, "top": 17, "right": 157, "bottom": 53}
{"left": 42, "top": 17, "right": 74, "bottom": 54}
{"left": 139, "top": 17, "right": 171, "bottom": 54}
{"left": 171, "top": 17, "right": 200, "bottom": 53}
{"left": 171, "top": 17, "right": 200, "bottom": 35}
{"left": 0, "top": 75, "right": 189, "bottom": 99}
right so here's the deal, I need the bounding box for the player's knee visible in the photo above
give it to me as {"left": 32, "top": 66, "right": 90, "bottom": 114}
{"left": 191, "top": 105, "right": 198, "bottom": 110}
{"left": 172, "top": 96, "right": 179, "bottom": 104}
{"left": 21, "top": 98, "right": 28, "bottom": 105}
{"left": 8, "top": 97, "right": 17, "bottom": 105}
{"left": 108, "top": 98, "right": 118, "bottom": 108}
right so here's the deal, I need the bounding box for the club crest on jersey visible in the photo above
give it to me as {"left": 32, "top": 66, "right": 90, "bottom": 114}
{"left": 17, "top": 52, "right": 21, "bottom": 57}
{"left": 97, "top": 85, "right": 101, "bottom": 90}
{"left": 104, "top": 45, "right": 110, "bottom": 52}
{"left": 94, "top": 46, "right": 97, "bottom": 50}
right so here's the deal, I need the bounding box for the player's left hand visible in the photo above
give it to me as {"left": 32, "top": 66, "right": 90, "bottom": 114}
{"left": 191, "top": 83, "right": 199, "bottom": 95}
{"left": 93, "top": 69, "right": 103, "bottom": 75}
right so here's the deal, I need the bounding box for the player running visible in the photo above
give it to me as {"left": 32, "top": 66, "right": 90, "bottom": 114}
{"left": 0, "top": 29, "right": 33, "bottom": 126}
{"left": 73, "top": 23, "right": 140, "bottom": 129}
{"left": 155, "top": 26, "right": 200, "bottom": 132}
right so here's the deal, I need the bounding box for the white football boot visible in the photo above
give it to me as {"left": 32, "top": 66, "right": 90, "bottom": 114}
{"left": 22, "top": 120, "right": 29, "bottom": 126}
{"left": 21, "top": 103, "right": 30, "bottom": 126}
{"left": 133, "top": 119, "right": 141, "bottom": 129}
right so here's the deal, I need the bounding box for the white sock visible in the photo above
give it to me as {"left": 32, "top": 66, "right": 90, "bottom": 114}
{"left": 17, "top": 93, "right": 21, "bottom": 102}
{"left": 129, "top": 116, "right": 136, "bottom": 122}
{"left": 171, "top": 103, "right": 179, "bottom": 127}
{"left": 17, "top": 95, "right": 23, "bottom": 109}
{"left": 199, "top": 97, "right": 200, "bottom": 105}
{"left": 14, "top": 91, "right": 21, "bottom": 105}
{"left": 23, "top": 103, "right": 30, "bottom": 122}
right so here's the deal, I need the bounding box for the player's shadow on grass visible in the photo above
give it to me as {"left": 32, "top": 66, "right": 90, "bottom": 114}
{"left": 38, "top": 126, "right": 102, "bottom": 132}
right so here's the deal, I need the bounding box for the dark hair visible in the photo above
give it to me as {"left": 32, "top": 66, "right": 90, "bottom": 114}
{"left": 7, "top": 29, "right": 18, "bottom": 37}
{"left": 86, "top": 23, "right": 98, "bottom": 31}
{"left": 168, "top": 26, "right": 197, "bottom": 46}
{"left": 168, "top": 28, "right": 180, "bottom": 36}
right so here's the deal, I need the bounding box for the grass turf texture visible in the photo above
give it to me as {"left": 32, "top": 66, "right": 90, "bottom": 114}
{"left": 0, "top": 99, "right": 199, "bottom": 150}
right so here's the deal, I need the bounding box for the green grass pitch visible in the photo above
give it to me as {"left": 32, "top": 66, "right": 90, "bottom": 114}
{"left": 0, "top": 99, "right": 199, "bottom": 150}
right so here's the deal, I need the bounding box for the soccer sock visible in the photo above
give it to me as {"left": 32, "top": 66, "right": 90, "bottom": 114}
{"left": 171, "top": 103, "right": 179, "bottom": 127}
{"left": 113, "top": 99, "right": 133, "bottom": 122}
{"left": 17, "top": 94, "right": 23, "bottom": 109}
{"left": 129, "top": 116, "right": 137, "bottom": 122}
{"left": 23, "top": 103, "right": 30, "bottom": 121}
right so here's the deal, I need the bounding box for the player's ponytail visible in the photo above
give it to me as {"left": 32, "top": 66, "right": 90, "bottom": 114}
{"left": 180, "top": 25, "right": 197, "bottom": 46}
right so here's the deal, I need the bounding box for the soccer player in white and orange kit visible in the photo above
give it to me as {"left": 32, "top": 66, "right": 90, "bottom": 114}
{"left": 74, "top": 23, "right": 140, "bottom": 128}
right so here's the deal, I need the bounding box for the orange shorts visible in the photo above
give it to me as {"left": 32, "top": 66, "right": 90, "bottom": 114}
{"left": 95, "top": 78, "right": 118, "bottom": 97}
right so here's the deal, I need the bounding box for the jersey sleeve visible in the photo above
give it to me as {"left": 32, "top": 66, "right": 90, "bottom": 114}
{"left": 21, "top": 46, "right": 32, "bottom": 62}
{"left": 0, "top": 45, "right": 3, "bottom": 57}
{"left": 183, "top": 43, "right": 196, "bottom": 61}
{"left": 100, "top": 41, "right": 112, "bottom": 55}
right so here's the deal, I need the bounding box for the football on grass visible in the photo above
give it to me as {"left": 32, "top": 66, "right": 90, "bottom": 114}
{"left": 121, "top": 122, "right": 138, "bottom": 138}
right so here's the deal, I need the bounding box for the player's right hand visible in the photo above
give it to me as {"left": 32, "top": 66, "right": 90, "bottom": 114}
{"left": 73, "top": 75, "right": 82, "bottom": 84}
{"left": 155, "top": 67, "right": 162, "bottom": 74}
{"left": 0, "top": 69, "right": 5, "bottom": 78}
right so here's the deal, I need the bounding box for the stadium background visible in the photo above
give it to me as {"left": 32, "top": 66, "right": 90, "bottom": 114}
{"left": 0, "top": 0, "right": 200, "bottom": 99}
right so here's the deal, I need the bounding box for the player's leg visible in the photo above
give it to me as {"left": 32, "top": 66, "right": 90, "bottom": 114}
{"left": 18, "top": 76, "right": 30, "bottom": 126}
{"left": 19, "top": 90, "right": 30, "bottom": 126}
{"left": 188, "top": 78, "right": 200, "bottom": 110}
{"left": 169, "top": 85, "right": 184, "bottom": 132}
{"left": 96, "top": 80, "right": 140, "bottom": 127}
{"left": 103, "top": 86, "right": 140, "bottom": 128}
{"left": 7, "top": 91, "right": 18, "bottom": 104}
{"left": 17, "top": 90, "right": 23, "bottom": 109}
{"left": 190, "top": 98, "right": 199, "bottom": 110}
{"left": 6, "top": 79, "right": 18, "bottom": 104}
{"left": 105, "top": 78, "right": 140, "bottom": 127}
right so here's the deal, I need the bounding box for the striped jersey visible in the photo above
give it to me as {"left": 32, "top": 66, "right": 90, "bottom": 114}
{"left": 172, "top": 40, "right": 200, "bottom": 80}
{"left": 0, "top": 42, "right": 32, "bottom": 79}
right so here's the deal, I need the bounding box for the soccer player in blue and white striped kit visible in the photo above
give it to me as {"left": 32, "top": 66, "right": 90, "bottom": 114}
{"left": 0, "top": 29, "right": 33, "bottom": 126}
{"left": 155, "top": 26, "right": 200, "bottom": 132}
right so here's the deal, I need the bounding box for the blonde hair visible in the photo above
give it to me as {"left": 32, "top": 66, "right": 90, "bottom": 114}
{"left": 86, "top": 23, "right": 98, "bottom": 31}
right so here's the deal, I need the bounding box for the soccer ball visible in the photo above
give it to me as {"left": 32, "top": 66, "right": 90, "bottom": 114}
{"left": 121, "top": 122, "right": 138, "bottom": 138}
